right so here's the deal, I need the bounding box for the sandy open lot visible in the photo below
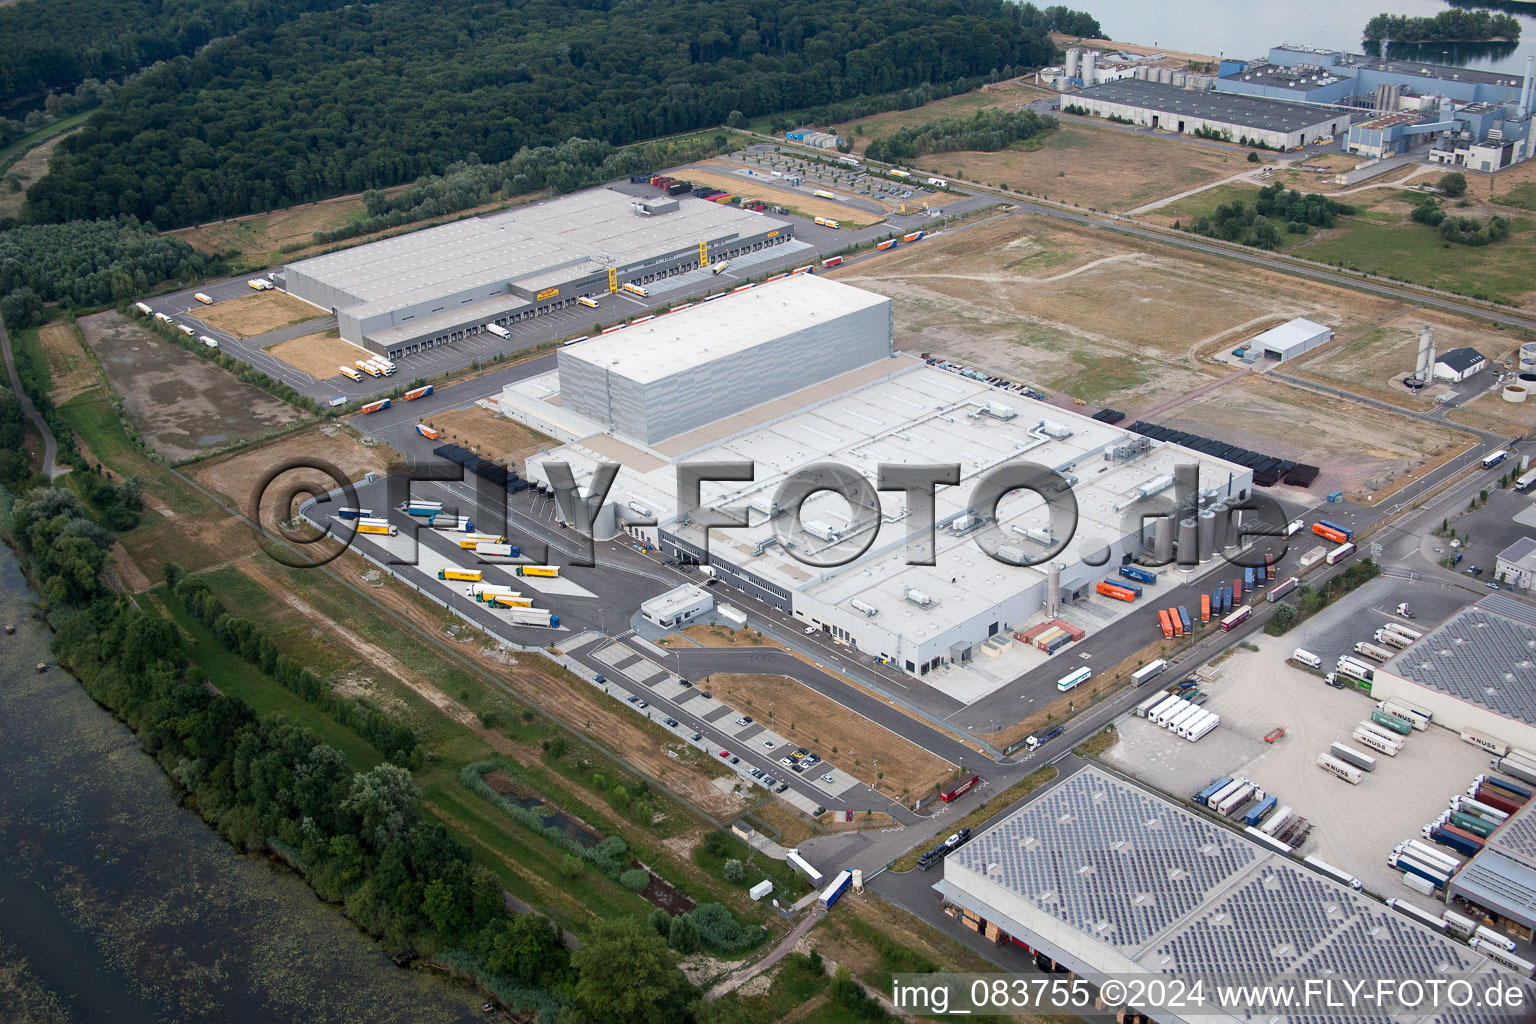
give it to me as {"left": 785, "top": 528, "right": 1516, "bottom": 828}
{"left": 197, "top": 291, "right": 327, "bottom": 338}
{"left": 78, "top": 310, "right": 306, "bottom": 462}
{"left": 36, "top": 322, "right": 100, "bottom": 403}
{"left": 705, "top": 673, "right": 952, "bottom": 801}
{"left": 830, "top": 216, "right": 1404, "bottom": 405}
{"left": 194, "top": 423, "right": 402, "bottom": 514}
{"left": 419, "top": 406, "right": 554, "bottom": 471}
{"left": 1295, "top": 308, "right": 1513, "bottom": 406}
{"left": 265, "top": 328, "right": 373, "bottom": 380}
{"left": 682, "top": 162, "right": 885, "bottom": 226}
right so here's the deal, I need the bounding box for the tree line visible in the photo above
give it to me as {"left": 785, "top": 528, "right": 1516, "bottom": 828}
{"left": 1181, "top": 183, "right": 1354, "bottom": 249}
{"left": 1363, "top": 10, "right": 1521, "bottom": 42}
{"left": 20, "top": 0, "right": 1086, "bottom": 228}
{"left": 863, "top": 108, "right": 1057, "bottom": 162}
{"left": 0, "top": 219, "right": 215, "bottom": 327}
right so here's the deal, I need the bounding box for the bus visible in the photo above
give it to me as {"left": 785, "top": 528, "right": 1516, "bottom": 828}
{"left": 1326, "top": 542, "right": 1356, "bottom": 565}
{"left": 1219, "top": 605, "right": 1252, "bottom": 631}
{"left": 1482, "top": 450, "right": 1510, "bottom": 470}
{"left": 1057, "top": 667, "right": 1092, "bottom": 692}
{"left": 577, "top": 296, "right": 600, "bottom": 308}
{"left": 813, "top": 189, "right": 836, "bottom": 199}
{"left": 621, "top": 282, "right": 648, "bottom": 297}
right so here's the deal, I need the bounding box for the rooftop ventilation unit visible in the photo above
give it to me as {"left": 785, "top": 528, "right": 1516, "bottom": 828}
{"left": 1037, "top": 420, "right": 1073, "bottom": 439}
{"left": 981, "top": 401, "right": 1018, "bottom": 420}
{"left": 1138, "top": 474, "right": 1174, "bottom": 500}
{"left": 850, "top": 598, "right": 879, "bottom": 617}
{"left": 904, "top": 587, "right": 936, "bottom": 608}
{"left": 804, "top": 520, "right": 840, "bottom": 542}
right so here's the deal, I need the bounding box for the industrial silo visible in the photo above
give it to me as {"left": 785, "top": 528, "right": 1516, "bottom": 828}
{"left": 1082, "top": 50, "right": 1098, "bottom": 85}
{"left": 1171, "top": 69, "right": 1187, "bottom": 87}
{"left": 1065, "top": 48, "right": 1081, "bottom": 81}
{"left": 1153, "top": 515, "right": 1175, "bottom": 563}
{"left": 1223, "top": 508, "right": 1244, "bottom": 552}
{"left": 1178, "top": 518, "right": 1199, "bottom": 566}
{"left": 1521, "top": 341, "right": 1536, "bottom": 373}
{"left": 1210, "top": 503, "right": 1229, "bottom": 552}
{"left": 1197, "top": 509, "right": 1216, "bottom": 563}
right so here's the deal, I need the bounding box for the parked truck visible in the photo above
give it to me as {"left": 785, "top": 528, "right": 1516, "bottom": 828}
{"left": 488, "top": 594, "right": 536, "bottom": 609}
{"left": 1371, "top": 708, "right": 1414, "bottom": 735}
{"left": 1242, "top": 795, "right": 1277, "bottom": 827}
{"left": 1429, "top": 826, "right": 1483, "bottom": 857}
{"left": 1351, "top": 728, "right": 1400, "bottom": 757}
{"left": 355, "top": 517, "right": 397, "bottom": 536}
{"left": 1119, "top": 565, "right": 1158, "bottom": 585}
{"left": 506, "top": 608, "right": 560, "bottom": 628}
{"left": 1259, "top": 805, "right": 1294, "bottom": 836}
{"left": 1194, "top": 776, "right": 1235, "bottom": 806}
{"left": 437, "top": 569, "right": 482, "bottom": 582}
{"left": 1376, "top": 628, "right": 1413, "bottom": 650}
{"left": 1389, "top": 852, "right": 1451, "bottom": 889}
{"left": 819, "top": 870, "right": 853, "bottom": 910}
{"left": 1186, "top": 714, "right": 1220, "bottom": 742}
{"left": 1491, "top": 757, "right": 1536, "bottom": 788}
{"left": 1317, "top": 753, "right": 1363, "bottom": 785}
{"left": 515, "top": 565, "right": 561, "bottom": 577}
{"left": 1177, "top": 606, "right": 1192, "bottom": 633}
{"left": 1354, "top": 641, "right": 1394, "bottom": 663}
{"left": 1024, "top": 725, "right": 1065, "bottom": 751}
{"left": 1335, "top": 659, "right": 1373, "bottom": 685}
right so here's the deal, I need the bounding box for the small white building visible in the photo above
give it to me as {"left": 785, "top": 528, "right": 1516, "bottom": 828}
{"left": 1246, "top": 317, "right": 1334, "bottom": 362}
{"left": 1497, "top": 537, "right": 1536, "bottom": 589}
{"left": 718, "top": 604, "right": 749, "bottom": 629}
{"left": 640, "top": 584, "right": 714, "bottom": 630}
{"left": 1434, "top": 346, "right": 1488, "bottom": 382}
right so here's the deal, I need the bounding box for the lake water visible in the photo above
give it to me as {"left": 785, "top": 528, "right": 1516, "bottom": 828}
{"left": 1075, "top": 0, "right": 1536, "bottom": 75}
{"left": 0, "top": 545, "right": 482, "bottom": 1024}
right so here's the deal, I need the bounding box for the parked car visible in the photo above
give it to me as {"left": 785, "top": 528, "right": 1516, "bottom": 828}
{"left": 678, "top": 679, "right": 692, "bottom": 688}
{"left": 735, "top": 716, "right": 753, "bottom": 726}
{"left": 719, "top": 750, "right": 731, "bottom": 759}
{"left": 700, "top": 691, "right": 712, "bottom": 699}
{"left": 763, "top": 776, "right": 778, "bottom": 788}
{"left": 663, "top": 718, "right": 678, "bottom": 727}
{"left": 729, "top": 755, "right": 740, "bottom": 764}
{"left": 803, "top": 626, "right": 817, "bottom": 635}
{"left": 594, "top": 674, "right": 606, "bottom": 684}
{"left": 626, "top": 695, "right": 639, "bottom": 703}
{"left": 821, "top": 773, "right": 835, "bottom": 783}
{"left": 775, "top": 783, "right": 789, "bottom": 793}
{"left": 690, "top": 732, "right": 702, "bottom": 741}
{"left": 636, "top": 700, "right": 648, "bottom": 709}
{"left": 763, "top": 740, "right": 775, "bottom": 749}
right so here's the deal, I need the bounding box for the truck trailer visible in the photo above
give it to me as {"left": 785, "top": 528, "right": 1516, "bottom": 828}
{"left": 1352, "top": 728, "right": 1401, "bottom": 757}
{"left": 1317, "top": 753, "right": 1363, "bottom": 785}
{"left": 819, "top": 870, "right": 853, "bottom": 910}
{"left": 1330, "top": 742, "right": 1377, "bottom": 772}
{"left": 506, "top": 608, "right": 560, "bottom": 628}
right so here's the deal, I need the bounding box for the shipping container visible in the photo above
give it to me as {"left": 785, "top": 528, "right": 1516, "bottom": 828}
{"left": 819, "top": 870, "right": 853, "bottom": 909}
{"left": 1200, "top": 593, "right": 1211, "bottom": 622}
{"left": 1186, "top": 714, "right": 1220, "bottom": 742}
{"left": 515, "top": 565, "right": 561, "bottom": 578}
{"left": 1157, "top": 608, "right": 1174, "bottom": 638}
{"left": 1194, "top": 776, "right": 1234, "bottom": 806}
{"left": 1312, "top": 523, "right": 1348, "bottom": 544}
{"left": 437, "top": 568, "right": 482, "bottom": 582}
{"left": 1351, "top": 728, "right": 1400, "bottom": 757}
{"left": 415, "top": 423, "right": 440, "bottom": 440}
{"left": 1330, "top": 742, "right": 1377, "bottom": 772}
{"left": 1135, "top": 690, "right": 1170, "bottom": 717}
{"left": 1242, "top": 794, "right": 1278, "bottom": 827}
{"left": 1462, "top": 730, "right": 1509, "bottom": 757}
{"left": 1371, "top": 708, "right": 1414, "bottom": 735}
{"left": 1379, "top": 700, "right": 1430, "bottom": 730}
{"left": 1096, "top": 580, "right": 1137, "bottom": 602}
{"left": 1119, "top": 565, "right": 1158, "bottom": 585}
{"left": 1317, "top": 753, "right": 1363, "bottom": 785}
{"left": 1354, "top": 641, "right": 1393, "bottom": 662}
{"left": 403, "top": 384, "right": 433, "bottom": 401}
{"left": 359, "top": 398, "right": 390, "bottom": 414}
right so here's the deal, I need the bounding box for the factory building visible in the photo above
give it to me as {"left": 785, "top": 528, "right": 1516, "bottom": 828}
{"left": 1496, "top": 538, "right": 1536, "bottom": 590}
{"left": 1434, "top": 346, "right": 1488, "bottom": 382}
{"left": 935, "top": 766, "right": 1513, "bottom": 1023}
{"left": 1070, "top": 79, "right": 1351, "bottom": 150}
{"left": 280, "top": 188, "right": 793, "bottom": 358}
{"left": 499, "top": 275, "right": 1254, "bottom": 689}
{"left": 1448, "top": 793, "right": 1536, "bottom": 939}
{"left": 1221, "top": 46, "right": 1526, "bottom": 106}
{"left": 1370, "top": 596, "right": 1536, "bottom": 754}
{"left": 1242, "top": 317, "right": 1333, "bottom": 362}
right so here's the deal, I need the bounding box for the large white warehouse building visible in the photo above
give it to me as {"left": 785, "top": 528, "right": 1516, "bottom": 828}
{"left": 500, "top": 274, "right": 1254, "bottom": 687}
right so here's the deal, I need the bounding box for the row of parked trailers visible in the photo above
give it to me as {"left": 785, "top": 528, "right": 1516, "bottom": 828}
{"left": 1193, "top": 776, "right": 1312, "bottom": 846}
{"left": 1136, "top": 684, "right": 1220, "bottom": 742}
{"left": 1013, "top": 617, "right": 1085, "bottom": 654}
{"left": 1125, "top": 421, "right": 1320, "bottom": 488}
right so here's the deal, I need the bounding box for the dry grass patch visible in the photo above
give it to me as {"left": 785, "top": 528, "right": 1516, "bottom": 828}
{"left": 681, "top": 624, "right": 780, "bottom": 648}
{"left": 1447, "top": 389, "right": 1536, "bottom": 435}
{"left": 0, "top": 128, "right": 78, "bottom": 219}
{"left": 265, "top": 328, "right": 373, "bottom": 380}
{"left": 901, "top": 117, "right": 1242, "bottom": 212}
{"left": 682, "top": 162, "right": 885, "bottom": 225}
{"left": 196, "top": 291, "right": 327, "bottom": 338}
{"left": 1296, "top": 308, "right": 1508, "bottom": 404}
{"left": 704, "top": 673, "right": 952, "bottom": 800}
{"left": 194, "top": 423, "right": 402, "bottom": 511}
{"left": 420, "top": 406, "right": 555, "bottom": 471}
{"left": 37, "top": 322, "right": 100, "bottom": 403}
{"left": 842, "top": 79, "right": 1049, "bottom": 152}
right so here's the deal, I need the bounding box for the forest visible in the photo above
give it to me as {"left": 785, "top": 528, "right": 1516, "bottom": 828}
{"left": 1363, "top": 10, "right": 1522, "bottom": 42}
{"left": 1182, "top": 184, "right": 1354, "bottom": 250}
{"left": 21, "top": 0, "right": 1076, "bottom": 228}
{"left": 863, "top": 108, "right": 1056, "bottom": 162}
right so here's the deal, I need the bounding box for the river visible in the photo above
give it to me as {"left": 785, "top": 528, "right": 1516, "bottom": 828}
{"left": 1074, "top": 0, "right": 1536, "bottom": 76}
{"left": 0, "top": 545, "right": 482, "bottom": 1024}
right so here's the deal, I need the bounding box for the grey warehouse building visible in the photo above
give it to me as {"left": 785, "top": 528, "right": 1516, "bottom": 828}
{"left": 1072, "top": 79, "right": 1352, "bottom": 150}
{"left": 937, "top": 766, "right": 1526, "bottom": 1023}
{"left": 556, "top": 275, "right": 892, "bottom": 444}
{"left": 282, "top": 187, "right": 794, "bottom": 358}
{"left": 1450, "top": 788, "right": 1536, "bottom": 938}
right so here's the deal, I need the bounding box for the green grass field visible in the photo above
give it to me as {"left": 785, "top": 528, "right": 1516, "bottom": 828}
{"left": 1495, "top": 181, "right": 1536, "bottom": 213}
{"left": 0, "top": 110, "right": 92, "bottom": 174}
{"left": 1297, "top": 213, "right": 1536, "bottom": 305}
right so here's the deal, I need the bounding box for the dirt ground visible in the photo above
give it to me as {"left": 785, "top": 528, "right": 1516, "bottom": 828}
{"left": 36, "top": 322, "right": 100, "bottom": 403}
{"left": 1448, "top": 388, "right": 1536, "bottom": 435}
{"left": 421, "top": 406, "right": 555, "bottom": 471}
{"left": 828, "top": 216, "right": 1404, "bottom": 408}
{"left": 193, "top": 423, "right": 403, "bottom": 513}
{"left": 1154, "top": 374, "right": 1469, "bottom": 501}
{"left": 811, "top": 891, "right": 1002, "bottom": 978}
{"left": 0, "top": 128, "right": 79, "bottom": 219}
{"left": 77, "top": 310, "right": 307, "bottom": 462}
{"left": 682, "top": 162, "right": 885, "bottom": 226}
{"left": 265, "top": 328, "right": 373, "bottom": 380}
{"left": 1053, "top": 33, "right": 1217, "bottom": 65}
{"left": 901, "top": 117, "right": 1244, "bottom": 212}
{"left": 196, "top": 291, "right": 327, "bottom": 338}
{"left": 1295, "top": 308, "right": 1512, "bottom": 407}
{"left": 704, "top": 673, "right": 952, "bottom": 801}
{"left": 680, "top": 624, "right": 779, "bottom": 648}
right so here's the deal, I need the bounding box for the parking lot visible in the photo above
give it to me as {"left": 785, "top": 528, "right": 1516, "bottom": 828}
{"left": 1103, "top": 577, "right": 1489, "bottom": 902}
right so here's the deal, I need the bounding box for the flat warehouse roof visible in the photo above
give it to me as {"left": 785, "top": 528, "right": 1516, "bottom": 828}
{"left": 937, "top": 766, "right": 1512, "bottom": 1020}
{"left": 1250, "top": 317, "right": 1329, "bottom": 354}
{"left": 559, "top": 275, "right": 890, "bottom": 383}
{"left": 286, "top": 187, "right": 791, "bottom": 312}
{"left": 1381, "top": 596, "right": 1536, "bottom": 723}
{"left": 1079, "top": 79, "right": 1344, "bottom": 132}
